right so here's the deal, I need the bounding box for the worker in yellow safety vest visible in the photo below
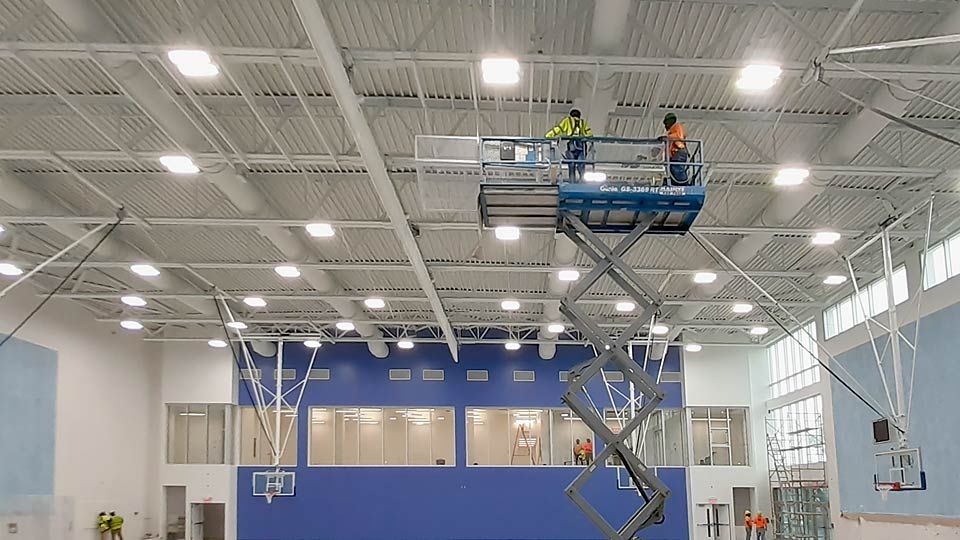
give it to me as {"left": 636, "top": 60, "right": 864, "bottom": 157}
{"left": 108, "top": 512, "right": 124, "bottom": 540}
{"left": 96, "top": 512, "right": 111, "bottom": 539}
{"left": 545, "top": 108, "right": 594, "bottom": 182}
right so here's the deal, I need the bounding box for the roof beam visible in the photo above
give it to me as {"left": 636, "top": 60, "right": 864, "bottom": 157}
{"left": 292, "top": 0, "right": 459, "bottom": 361}
{"left": 3, "top": 42, "right": 960, "bottom": 81}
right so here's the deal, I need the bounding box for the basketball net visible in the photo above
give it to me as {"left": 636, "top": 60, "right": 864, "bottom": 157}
{"left": 265, "top": 488, "right": 277, "bottom": 504}
{"left": 877, "top": 482, "right": 899, "bottom": 501}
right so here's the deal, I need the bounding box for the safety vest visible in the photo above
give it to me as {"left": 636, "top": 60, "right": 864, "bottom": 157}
{"left": 666, "top": 123, "right": 686, "bottom": 155}
{"left": 97, "top": 516, "right": 111, "bottom": 532}
{"left": 546, "top": 116, "right": 593, "bottom": 138}
{"left": 755, "top": 516, "right": 768, "bottom": 529}
{"left": 744, "top": 516, "right": 753, "bottom": 528}
{"left": 109, "top": 515, "right": 124, "bottom": 531}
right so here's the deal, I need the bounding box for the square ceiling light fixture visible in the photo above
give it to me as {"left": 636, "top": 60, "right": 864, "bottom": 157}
{"left": 773, "top": 167, "right": 810, "bottom": 186}
{"left": 735, "top": 63, "right": 782, "bottom": 92}
{"left": 305, "top": 222, "right": 335, "bottom": 238}
{"left": 167, "top": 49, "right": 220, "bottom": 78}
{"left": 557, "top": 269, "right": 580, "bottom": 281}
{"left": 159, "top": 155, "right": 200, "bottom": 174}
{"left": 693, "top": 271, "right": 717, "bottom": 284}
{"left": 495, "top": 226, "right": 520, "bottom": 241}
{"left": 481, "top": 57, "right": 520, "bottom": 85}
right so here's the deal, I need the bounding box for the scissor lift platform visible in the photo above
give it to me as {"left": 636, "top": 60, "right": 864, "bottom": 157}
{"left": 480, "top": 182, "right": 705, "bottom": 234}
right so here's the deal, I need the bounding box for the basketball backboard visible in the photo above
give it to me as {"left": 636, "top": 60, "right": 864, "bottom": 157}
{"left": 252, "top": 470, "right": 295, "bottom": 503}
{"left": 874, "top": 447, "right": 926, "bottom": 492}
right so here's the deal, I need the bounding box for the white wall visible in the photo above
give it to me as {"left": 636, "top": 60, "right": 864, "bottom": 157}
{"left": 158, "top": 341, "right": 237, "bottom": 540}
{"left": 834, "top": 513, "right": 960, "bottom": 540}
{"left": 0, "top": 286, "right": 161, "bottom": 540}
{"left": 684, "top": 346, "right": 770, "bottom": 540}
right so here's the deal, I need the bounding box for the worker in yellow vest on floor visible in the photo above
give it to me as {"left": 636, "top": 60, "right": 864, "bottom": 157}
{"left": 96, "top": 512, "right": 111, "bottom": 540}
{"left": 108, "top": 512, "right": 124, "bottom": 540}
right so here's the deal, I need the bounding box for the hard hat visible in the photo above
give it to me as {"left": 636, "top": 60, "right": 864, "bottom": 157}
{"left": 745, "top": 511, "right": 751, "bottom": 515}
{"left": 663, "top": 112, "right": 677, "bottom": 125}
{"left": 570, "top": 108, "right": 581, "bottom": 118}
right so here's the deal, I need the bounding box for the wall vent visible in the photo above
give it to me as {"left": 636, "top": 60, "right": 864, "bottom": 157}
{"left": 466, "top": 369, "right": 489, "bottom": 382}
{"left": 389, "top": 368, "right": 412, "bottom": 381}
{"left": 660, "top": 372, "right": 682, "bottom": 383}
{"left": 513, "top": 370, "right": 535, "bottom": 382}
{"left": 273, "top": 368, "right": 297, "bottom": 381}
{"left": 602, "top": 370, "right": 625, "bottom": 383}
{"left": 422, "top": 369, "right": 445, "bottom": 381}
{"left": 559, "top": 371, "right": 569, "bottom": 382}
{"left": 240, "top": 369, "right": 261, "bottom": 380}
{"left": 308, "top": 368, "right": 330, "bottom": 381}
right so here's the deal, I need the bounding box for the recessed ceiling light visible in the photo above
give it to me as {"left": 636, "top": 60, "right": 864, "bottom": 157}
{"left": 735, "top": 63, "right": 782, "bottom": 92}
{"left": 130, "top": 264, "right": 160, "bottom": 277}
{"left": 823, "top": 275, "right": 848, "bottom": 285}
{"left": 481, "top": 57, "right": 520, "bottom": 85}
{"left": 812, "top": 231, "right": 841, "bottom": 246}
{"left": 495, "top": 226, "right": 520, "bottom": 241}
{"left": 547, "top": 323, "right": 565, "bottom": 334}
{"left": 693, "top": 271, "right": 717, "bottom": 284}
{"left": 305, "top": 222, "right": 335, "bottom": 238}
{"left": 504, "top": 341, "right": 521, "bottom": 351}
{"left": 336, "top": 320, "right": 355, "bottom": 332}
{"left": 773, "top": 167, "right": 809, "bottom": 186}
{"left": 557, "top": 269, "right": 580, "bottom": 281}
{"left": 651, "top": 324, "right": 670, "bottom": 335}
{"left": 274, "top": 265, "right": 301, "bottom": 278}
{"left": 120, "top": 320, "right": 143, "bottom": 331}
{"left": 615, "top": 301, "right": 636, "bottom": 312}
{"left": 243, "top": 296, "right": 267, "bottom": 308}
{"left": 207, "top": 338, "right": 228, "bottom": 348}
{"left": 0, "top": 263, "right": 23, "bottom": 276}
{"left": 397, "top": 340, "right": 415, "bottom": 350}
{"left": 364, "top": 297, "right": 386, "bottom": 309}
{"left": 304, "top": 340, "right": 322, "bottom": 349}
{"left": 167, "top": 49, "right": 220, "bottom": 78}
{"left": 121, "top": 295, "right": 147, "bottom": 307}
{"left": 0, "top": 225, "right": 5, "bottom": 234}
{"left": 732, "top": 303, "right": 754, "bottom": 314}
{"left": 583, "top": 171, "right": 607, "bottom": 183}
{"left": 501, "top": 299, "right": 520, "bottom": 311}
{"left": 159, "top": 154, "right": 200, "bottom": 174}
{"left": 684, "top": 343, "right": 702, "bottom": 353}
{"left": 226, "top": 321, "right": 247, "bottom": 330}
{"left": 750, "top": 326, "right": 770, "bottom": 336}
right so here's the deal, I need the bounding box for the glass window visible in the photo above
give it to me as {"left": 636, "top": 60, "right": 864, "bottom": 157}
{"left": 690, "top": 407, "right": 749, "bottom": 466}
{"left": 823, "top": 265, "right": 909, "bottom": 338}
{"left": 166, "top": 404, "right": 229, "bottom": 464}
{"left": 767, "top": 396, "right": 825, "bottom": 466}
{"left": 312, "top": 406, "right": 454, "bottom": 466}
{"left": 767, "top": 322, "right": 820, "bottom": 399}
{"left": 239, "top": 406, "right": 297, "bottom": 466}
{"left": 604, "top": 409, "right": 689, "bottom": 468}
{"left": 467, "top": 407, "right": 593, "bottom": 466}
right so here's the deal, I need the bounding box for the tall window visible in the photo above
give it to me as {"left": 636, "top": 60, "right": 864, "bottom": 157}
{"left": 309, "top": 407, "right": 454, "bottom": 466}
{"left": 239, "top": 407, "right": 298, "bottom": 466}
{"left": 467, "top": 408, "right": 592, "bottom": 466}
{"left": 604, "top": 409, "right": 688, "bottom": 467}
{"left": 166, "top": 404, "right": 230, "bottom": 464}
{"left": 768, "top": 322, "right": 820, "bottom": 399}
{"left": 823, "top": 265, "right": 909, "bottom": 339}
{"left": 690, "top": 407, "right": 749, "bottom": 466}
{"left": 923, "top": 231, "right": 960, "bottom": 289}
{"left": 768, "top": 396, "right": 825, "bottom": 466}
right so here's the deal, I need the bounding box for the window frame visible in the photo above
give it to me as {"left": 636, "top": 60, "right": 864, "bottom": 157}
{"left": 689, "top": 407, "right": 750, "bottom": 467}
{"left": 823, "top": 265, "right": 909, "bottom": 339}
{"left": 465, "top": 406, "right": 595, "bottom": 468}
{"left": 767, "top": 321, "right": 820, "bottom": 399}
{"left": 307, "top": 406, "right": 456, "bottom": 468}
{"left": 166, "top": 403, "right": 230, "bottom": 465}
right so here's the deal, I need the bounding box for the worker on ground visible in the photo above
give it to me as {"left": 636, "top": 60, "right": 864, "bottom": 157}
{"left": 744, "top": 510, "right": 753, "bottom": 539}
{"left": 582, "top": 438, "right": 594, "bottom": 464}
{"left": 108, "top": 511, "right": 124, "bottom": 540}
{"left": 97, "top": 512, "right": 111, "bottom": 540}
{"left": 573, "top": 438, "right": 584, "bottom": 465}
{"left": 660, "top": 112, "right": 689, "bottom": 185}
{"left": 545, "top": 108, "right": 593, "bottom": 182}
{"left": 754, "top": 511, "right": 767, "bottom": 540}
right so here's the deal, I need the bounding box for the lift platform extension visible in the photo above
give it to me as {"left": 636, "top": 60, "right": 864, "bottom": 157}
{"left": 416, "top": 135, "right": 706, "bottom": 540}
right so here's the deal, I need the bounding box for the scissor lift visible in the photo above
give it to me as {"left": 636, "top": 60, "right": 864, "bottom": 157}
{"left": 416, "top": 135, "right": 706, "bottom": 540}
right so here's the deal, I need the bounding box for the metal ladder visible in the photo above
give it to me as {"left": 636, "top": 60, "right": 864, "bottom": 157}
{"left": 558, "top": 210, "right": 670, "bottom": 540}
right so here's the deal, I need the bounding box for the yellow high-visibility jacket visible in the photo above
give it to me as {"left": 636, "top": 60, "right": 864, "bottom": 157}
{"left": 97, "top": 516, "right": 110, "bottom": 532}
{"left": 109, "top": 515, "right": 124, "bottom": 531}
{"left": 545, "top": 116, "right": 593, "bottom": 138}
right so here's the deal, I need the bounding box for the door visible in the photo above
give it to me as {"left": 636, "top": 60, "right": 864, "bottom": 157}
{"left": 190, "top": 504, "right": 204, "bottom": 540}
{"left": 163, "top": 486, "right": 186, "bottom": 540}
{"left": 732, "top": 488, "right": 755, "bottom": 540}
{"left": 695, "top": 503, "right": 732, "bottom": 540}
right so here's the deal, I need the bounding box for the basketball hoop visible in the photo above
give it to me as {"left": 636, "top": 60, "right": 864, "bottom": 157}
{"left": 876, "top": 482, "right": 900, "bottom": 501}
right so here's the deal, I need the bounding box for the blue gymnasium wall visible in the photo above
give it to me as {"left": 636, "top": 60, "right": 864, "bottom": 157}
{"left": 0, "top": 335, "right": 57, "bottom": 506}
{"left": 831, "top": 301, "right": 960, "bottom": 517}
{"left": 237, "top": 342, "right": 689, "bottom": 540}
